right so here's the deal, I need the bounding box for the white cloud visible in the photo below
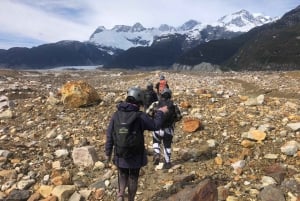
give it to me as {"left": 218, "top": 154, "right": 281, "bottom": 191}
{"left": 0, "top": 0, "right": 299, "bottom": 49}
{"left": 0, "top": 1, "right": 92, "bottom": 43}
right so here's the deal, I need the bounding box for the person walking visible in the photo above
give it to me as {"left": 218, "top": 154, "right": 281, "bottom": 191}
{"left": 105, "top": 86, "right": 168, "bottom": 201}
{"left": 143, "top": 82, "right": 158, "bottom": 112}
{"left": 155, "top": 75, "right": 169, "bottom": 99}
{"left": 146, "top": 88, "right": 182, "bottom": 169}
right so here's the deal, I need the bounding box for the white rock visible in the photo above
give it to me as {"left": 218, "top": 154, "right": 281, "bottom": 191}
{"left": 93, "top": 161, "right": 105, "bottom": 170}
{"left": 231, "top": 160, "right": 246, "bottom": 170}
{"left": 287, "top": 122, "right": 300, "bottom": 131}
{"left": 280, "top": 140, "right": 299, "bottom": 156}
{"left": 55, "top": 149, "right": 69, "bottom": 158}
{"left": 104, "top": 180, "right": 110, "bottom": 187}
{"left": 264, "top": 154, "right": 279, "bottom": 159}
{"left": 46, "top": 128, "right": 58, "bottom": 139}
{"left": 0, "top": 109, "right": 13, "bottom": 119}
{"left": 17, "top": 179, "right": 35, "bottom": 190}
{"left": 261, "top": 176, "right": 277, "bottom": 187}
{"left": 43, "top": 175, "right": 50, "bottom": 182}
{"left": 207, "top": 139, "right": 217, "bottom": 147}
{"left": 155, "top": 162, "right": 164, "bottom": 170}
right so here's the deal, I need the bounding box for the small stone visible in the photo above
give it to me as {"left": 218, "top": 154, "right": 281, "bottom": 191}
{"left": 264, "top": 154, "right": 278, "bottom": 159}
{"left": 241, "top": 140, "right": 255, "bottom": 148}
{"left": 281, "top": 140, "right": 299, "bottom": 156}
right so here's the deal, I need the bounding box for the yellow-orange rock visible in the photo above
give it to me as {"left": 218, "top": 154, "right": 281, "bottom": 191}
{"left": 200, "top": 93, "right": 212, "bottom": 98}
{"left": 180, "top": 101, "right": 191, "bottom": 108}
{"left": 238, "top": 95, "right": 249, "bottom": 101}
{"left": 51, "top": 170, "right": 71, "bottom": 185}
{"left": 248, "top": 130, "right": 266, "bottom": 143}
{"left": 241, "top": 140, "right": 255, "bottom": 148}
{"left": 59, "top": 80, "right": 100, "bottom": 108}
{"left": 288, "top": 115, "right": 300, "bottom": 121}
{"left": 215, "top": 156, "right": 223, "bottom": 165}
{"left": 182, "top": 118, "right": 201, "bottom": 132}
{"left": 195, "top": 89, "right": 208, "bottom": 95}
{"left": 38, "top": 185, "right": 54, "bottom": 198}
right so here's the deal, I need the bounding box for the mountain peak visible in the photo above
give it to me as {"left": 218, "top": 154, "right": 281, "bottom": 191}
{"left": 89, "top": 26, "right": 107, "bottom": 38}
{"left": 217, "top": 9, "right": 275, "bottom": 32}
{"left": 179, "top": 19, "right": 200, "bottom": 31}
{"left": 159, "top": 24, "right": 176, "bottom": 32}
{"left": 235, "top": 9, "right": 251, "bottom": 15}
{"left": 112, "top": 25, "right": 131, "bottom": 32}
{"left": 131, "top": 22, "right": 146, "bottom": 32}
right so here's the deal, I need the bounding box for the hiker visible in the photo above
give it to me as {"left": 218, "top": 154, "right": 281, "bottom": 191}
{"left": 155, "top": 75, "right": 169, "bottom": 98}
{"left": 105, "top": 86, "right": 168, "bottom": 201}
{"left": 146, "top": 88, "right": 182, "bottom": 169}
{"left": 143, "top": 82, "right": 158, "bottom": 112}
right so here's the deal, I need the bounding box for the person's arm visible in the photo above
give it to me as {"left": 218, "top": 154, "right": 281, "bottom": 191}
{"left": 141, "top": 106, "right": 168, "bottom": 131}
{"left": 174, "top": 104, "right": 182, "bottom": 121}
{"left": 155, "top": 82, "right": 159, "bottom": 93}
{"left": 146, "top": 101, "right": 158, "bottom": 116}
{"left": 105, "top": 114, "right": 115, "bottom": 158}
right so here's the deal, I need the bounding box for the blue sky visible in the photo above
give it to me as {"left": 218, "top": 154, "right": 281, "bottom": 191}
{"left": 0, "top": 0, "right": 299, "bottom": 49}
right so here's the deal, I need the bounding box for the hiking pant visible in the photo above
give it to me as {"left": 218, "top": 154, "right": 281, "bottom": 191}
{"left": 152, "top": 127, "right": 174, "bottom": 163}
{"left": 118, "top": 167, "right": 140, "bottom": 201}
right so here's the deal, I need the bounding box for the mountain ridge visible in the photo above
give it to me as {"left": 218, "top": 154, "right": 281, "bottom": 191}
{"left": 175, "top": 5, "right": 300, "bottom": 71}
{"left": 0, "top": 8, "right": 294, "bottom": 70}
{"left": 89, "top": 9, "right": 275, "bottom": 54}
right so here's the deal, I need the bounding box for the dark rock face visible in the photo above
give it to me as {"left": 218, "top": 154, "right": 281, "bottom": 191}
{"left": 103, "top": 34, "right": 186, "bottom": 69}
{"left": 0, "top": 41, "right": 112, "bottom": 69}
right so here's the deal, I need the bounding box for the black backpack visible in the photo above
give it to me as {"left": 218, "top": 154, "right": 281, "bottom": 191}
{"left": 158, "top": 100, "right": 181, "bottom": 128}
{"left": 113, "top": 111, "right": 144, "bottom": 158}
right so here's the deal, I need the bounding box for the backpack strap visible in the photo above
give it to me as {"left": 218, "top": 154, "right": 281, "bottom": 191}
{"left": 116, "top": 110, "right": 140, "bottom": 125}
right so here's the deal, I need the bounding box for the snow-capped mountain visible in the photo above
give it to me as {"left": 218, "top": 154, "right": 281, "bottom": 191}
{"left": 216, "top": 9, "right": 275, "bottom": 32}
{"left": 89, "top": 9, "right": 277, "bottom": 54}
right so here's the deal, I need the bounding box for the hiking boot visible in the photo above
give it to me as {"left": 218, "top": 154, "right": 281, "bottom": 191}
{"left": 153, "top": 154, "right": 160, "bottom": 165}
{"left": 163, "top": 162, "right": 172, "bottom": 169}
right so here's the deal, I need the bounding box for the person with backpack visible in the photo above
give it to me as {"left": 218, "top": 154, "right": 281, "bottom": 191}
{"left": 155, "top": 75, "right": 169, "bottom": 98}
{"left": 105, "top": 86, "right": 168, "bottom": 201}
{"left": 146, "top": 88, "right": 182, "bottom": 169}
{"left": 143, "top": 82, "right": 158, "bottom": 112}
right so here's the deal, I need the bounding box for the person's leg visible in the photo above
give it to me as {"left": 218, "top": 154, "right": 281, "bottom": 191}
{"left": 162, "top": 128, "right": 173, "bottom": 169}
{"left": 118, "top": 168, "right": 129, "bottom": 200}
{"left": 127, "top": 168, "right": 140, "bottom": 201}
{"left": 152, "top": 130, "right": 163, "bottom": 165}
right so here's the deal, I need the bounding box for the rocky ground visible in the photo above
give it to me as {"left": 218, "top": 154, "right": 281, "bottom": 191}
{"left": 0, "top": 69, "right": 299, "bottom": 201}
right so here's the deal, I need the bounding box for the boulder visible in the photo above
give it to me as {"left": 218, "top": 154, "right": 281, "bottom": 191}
{"left": 59, "top": 80, "right": 100, "bottom": 108}
{"left": 183, "top": 118, "right": 201, "bottom": 132}
{"left": 167, "top": 179, "right": 218, "bottom": 201}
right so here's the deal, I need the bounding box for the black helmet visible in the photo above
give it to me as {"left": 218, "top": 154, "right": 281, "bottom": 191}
{"left": 127, "top": 87, "right": 143, "bottom": 103}
{"left": 161, "top": 88, "right": 172, "bottom": 98}
{"left": 160, "top": 75, "right": 165, "bottom": 80}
